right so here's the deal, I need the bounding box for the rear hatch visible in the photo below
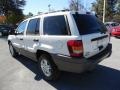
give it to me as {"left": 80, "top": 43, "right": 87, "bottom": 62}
{"left": 73, "top": 14, "right": 110, "bottom": 58}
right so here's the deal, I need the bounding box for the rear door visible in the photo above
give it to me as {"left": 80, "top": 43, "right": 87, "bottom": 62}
{"left": 73, "top": 14, "right": 109, "bottom": 58}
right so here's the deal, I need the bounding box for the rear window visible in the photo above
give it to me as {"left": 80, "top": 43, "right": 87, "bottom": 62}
{"left": 73, "top": 14, "right": 107, "bottom": 35}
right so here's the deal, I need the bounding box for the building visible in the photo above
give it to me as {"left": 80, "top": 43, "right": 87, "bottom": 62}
{"left": 0, "top": 16, "right": 6, "bottom": 24}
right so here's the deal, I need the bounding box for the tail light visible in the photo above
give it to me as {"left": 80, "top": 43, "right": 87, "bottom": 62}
{"left": 67, "top": 40, "right": 83, "bottom": 57}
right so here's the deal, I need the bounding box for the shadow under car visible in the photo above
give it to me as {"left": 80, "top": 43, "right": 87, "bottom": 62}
{"left": 15, "top": 55, "right": 120, "bottom": 90}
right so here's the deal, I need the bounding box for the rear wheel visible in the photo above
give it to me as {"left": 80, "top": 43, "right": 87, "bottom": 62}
{"left": 38, "top": 54, "right": 60, "bottom": 81}
{"left": 9, "top": 43, "right": 18, "bottom": 57}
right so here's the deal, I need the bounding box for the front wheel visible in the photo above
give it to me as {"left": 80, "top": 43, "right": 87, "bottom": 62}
{"left": 9, "top": 43, "right": 18, "bottom": 57}
{"left": 38, "top": 54, "right": 60, "bottom": 81}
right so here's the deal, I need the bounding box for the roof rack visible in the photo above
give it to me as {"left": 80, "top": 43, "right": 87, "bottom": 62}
{"left": 43, "top": 9, "right": 70, "bottom": 14}
{"left": 33, "top": 9, "right": 70, "bottom": 17}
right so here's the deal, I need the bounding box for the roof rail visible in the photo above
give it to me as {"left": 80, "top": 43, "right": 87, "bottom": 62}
{"left": 33, "top": 9, "right": 70, "bottom": 17}
{"left": 43, "top": 9, "right": 70, "bottom": 14}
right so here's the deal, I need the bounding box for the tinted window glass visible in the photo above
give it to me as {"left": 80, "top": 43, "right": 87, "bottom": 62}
{"left": 73, "top": 14, "right": 107, "bottom": 35}
{"left": 17, "top": 21, "right": 27, "bottom": 35}
{"left": 43, "top": 15, "right": 69, "bottom": 35}
{"left": 36, "top": 19, "right": 40, "bottom": 34}
{"left": 111, "top": 23, "right": 119, "bottom": 27}
{"left": 105, "top": 24, "right": 109, "bottom": 27}
{"left": 26, "top": 18, "right": 40, "bottom": 35}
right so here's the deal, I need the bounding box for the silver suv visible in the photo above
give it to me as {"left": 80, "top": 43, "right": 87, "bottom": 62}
{"left": 8, "top": 11, "right": 112, "bottom": 80}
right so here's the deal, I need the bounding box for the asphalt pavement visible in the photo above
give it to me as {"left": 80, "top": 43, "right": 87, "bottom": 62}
{"left": 0, "top": 36, "right": 120, "bottom": 90}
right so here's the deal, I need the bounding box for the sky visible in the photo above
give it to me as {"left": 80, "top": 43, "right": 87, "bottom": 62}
{"left": 23, "top": 0, "right": 96, "bottom": 15}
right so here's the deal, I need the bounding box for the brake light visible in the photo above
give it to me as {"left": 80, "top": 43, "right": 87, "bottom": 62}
{"left": 67, "top": 40, "right": 83, "bottom": 57}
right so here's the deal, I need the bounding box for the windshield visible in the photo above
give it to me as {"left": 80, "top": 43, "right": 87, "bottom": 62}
{"left": 73, "top": 14, "right": 107, "bottom": 35}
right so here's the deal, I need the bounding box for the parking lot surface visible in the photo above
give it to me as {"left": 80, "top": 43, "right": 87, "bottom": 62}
{"left": 0, "top": 36, "right": 120, "bottom": 90}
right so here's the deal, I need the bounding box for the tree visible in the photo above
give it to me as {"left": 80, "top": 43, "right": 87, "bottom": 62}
{"left": 113, "top": 0, "right": 120, "bottom": 23}
{"left": 92, "top": 0, "right": 120, "bottom": 22}
{"left": 14, "top": 0, "right": 26, "bottom": 8}
{"left": 0, "top": 0, "right": 25, "bottom": 15}
{"left": 115, "top": 0, "right": 120, "bottom": 14}
{"left": 25, "top": 12, "right": 33, "bottom": 18}
{"left": 6, "top": 10, "right": 24, "bottom": 25}
{"left": 24, "top": 12, "right": 34, "bottom": 19}
{"left": 69, "top": 0, "right": 84, "bottom": 11}
{"left": 28, "top": 12, "right": 33, "bottom": 17}
{"left": 37, "top": 12, "right": 42, "bottom": 15}
{"left": 0, "top": 0, "right": 26, "bottom": 24}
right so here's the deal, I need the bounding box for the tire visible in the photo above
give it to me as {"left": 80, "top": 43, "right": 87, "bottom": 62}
{"left": 9, "top": 43, "right": 18, "bottom": 57}
{"left": 38, "top": 54, "right": 60, "bottom": 81}
{"left": 1, "top": 32, "right": 4, "bottom": 36}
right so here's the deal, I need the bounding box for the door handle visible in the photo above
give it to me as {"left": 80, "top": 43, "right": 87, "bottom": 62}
{"left": 20, "top": 38, "right": 23, "bottom": 40}
{"left": 33, "top": 39, "right": 39, "bottom": 42}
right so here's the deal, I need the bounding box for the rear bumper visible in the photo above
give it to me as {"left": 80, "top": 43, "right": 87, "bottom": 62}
{"left": 52, "top": 43, "right": 112, "bottom": 73}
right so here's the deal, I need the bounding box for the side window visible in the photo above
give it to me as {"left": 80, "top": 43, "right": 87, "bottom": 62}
{"left": 17, "top": 21, "right": 27, "bottom": 35}
{"left": 26, "top": 18, "right": 40, "bottom": 35}
{"left": 43, "top": 15, "right": 69, "bottom": 35}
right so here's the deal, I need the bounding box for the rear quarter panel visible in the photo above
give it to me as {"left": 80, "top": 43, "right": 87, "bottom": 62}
{"left": 38, "top": 35, "right": 80, "bottom": 56}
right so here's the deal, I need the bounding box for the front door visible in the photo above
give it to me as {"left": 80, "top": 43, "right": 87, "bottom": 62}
{"left": 24, "top": 18, "right": 40, "bottom": 61}
{"left": 12, "top": 21, "right": 28, "bottom": 54}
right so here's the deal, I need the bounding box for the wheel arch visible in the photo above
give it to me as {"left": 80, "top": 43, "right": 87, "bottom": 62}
{"left": 36, "top": 50, "right": 53, "bottom": 61}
